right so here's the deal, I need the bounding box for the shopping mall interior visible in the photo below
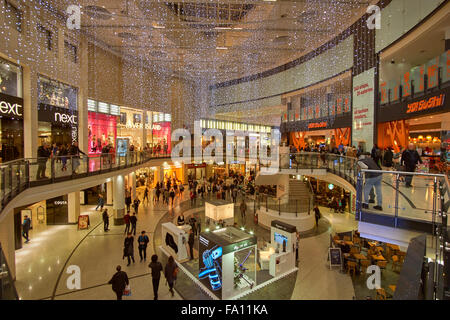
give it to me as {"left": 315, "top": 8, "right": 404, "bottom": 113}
{"left": 0, "top": 0, "right": 449, "bottom": 306}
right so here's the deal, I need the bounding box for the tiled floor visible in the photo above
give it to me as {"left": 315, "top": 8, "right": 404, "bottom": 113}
{"left": 14, "top": 186, "right": 363, "bottom": 300}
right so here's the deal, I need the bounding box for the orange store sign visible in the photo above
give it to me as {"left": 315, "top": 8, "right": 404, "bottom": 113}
{"left": 406, "top": 94, "right": 445, "bottom": 114}
{"left": 308, "top": 122, "right": 327, "bottom": 129}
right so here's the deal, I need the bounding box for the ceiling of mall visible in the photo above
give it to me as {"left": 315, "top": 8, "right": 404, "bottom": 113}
{"left": 46, "top": 0, "right": 374, "bottom": 84}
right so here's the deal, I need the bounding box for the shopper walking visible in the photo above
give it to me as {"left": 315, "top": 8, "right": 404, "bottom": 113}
{"left": 188, "top": 215, "right": 197, "bottom": 236}
{"left": 313, "top": 205, "right": 321, "bottom": 227}
{"left": 401, "top": 143, "right": 422, "bottom": 188}
{"left": 124, "top": 211, "right": 131, "bottom": 234}
{"left": 102, "top": 209, "right": 109, "bottom": 232}
{"left": 164, "top": 256, "right": 178, "bottom": 297}
{"left": 148, "top": 254, "right": 163, "bottom": 300}
{"left": 22, "top": 215, "right": 31, "bottom": 243}
{"left": 69, "top": 142, "right": 86, "bottom": 174}
{"left": 137, "top": 231, "right": 149, "bottom": 262}
{"left": 130, "top": 212, "right": 137, "bottom": 236}
{"left": 143, "top": 187, "right": 149, "bottom": 204}
{"left": 188, "top": 229, "right": 195, "bottom": 260}
{"left": 125, "top": 188, "right": 132, "bottom": 212}
{"left": 177, "top": 212, "right": 185, "bottom": 226}
{"left": 123, "top": 233, "right": 135, "bottom": 266}
{"left": 108, "top": 265, "right": 129, "bottom": 300}
{"left": 36, "top": 143, "right": 51, "bottom": 180}
{"left": 240, "top": 200, "right": 247, "bottom": 222}
{"left": 169, "top": 188, "right": 176, "bottom": 206}
{"left": 95, "top": 194, "right": 105, "bottom": 211}
{"left": 133, "top": 198, "right": 140, "bottom": 215}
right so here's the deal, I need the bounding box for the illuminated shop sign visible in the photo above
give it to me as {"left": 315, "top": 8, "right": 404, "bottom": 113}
{"left": 308, "top": 122, "right": 327, "bottom": 129}
{"left": 0, "top": 100, "right": 22, "bottom": 117}
{"left": 55, "top": 112, "right": 77, "bottom": 124}
{"left": 0, "top": 92, "right": 24, "bottom": 119}
{"left": 406, "top": 94, "right": 445, "bottom": 114}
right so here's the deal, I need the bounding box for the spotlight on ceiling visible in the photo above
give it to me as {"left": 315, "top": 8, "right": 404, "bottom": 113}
{"left": 216, "top": 47, "right": 228, "bottom": 50}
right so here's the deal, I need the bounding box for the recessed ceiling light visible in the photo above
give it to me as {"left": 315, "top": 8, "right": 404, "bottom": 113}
{"left": 216, "top": 47, "right": 228, "bottom": 50}
{"left": 215, "top": 27, "right": 232, "bottom": 30}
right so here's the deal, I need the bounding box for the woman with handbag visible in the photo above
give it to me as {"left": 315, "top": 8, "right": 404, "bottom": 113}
{"left": 108, "top": 265, "right": 129, "bottom": 300}
{"left": 164, "top": 256, "right": 178, "bottom": 297}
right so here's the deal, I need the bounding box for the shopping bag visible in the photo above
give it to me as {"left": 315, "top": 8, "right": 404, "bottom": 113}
{"left": 123, "top": 285, "right": 131, "bottom": 296}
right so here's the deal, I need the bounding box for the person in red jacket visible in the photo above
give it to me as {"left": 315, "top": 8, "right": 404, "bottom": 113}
{"left": 124, "top": 211, "right": 131, "bottom": 234}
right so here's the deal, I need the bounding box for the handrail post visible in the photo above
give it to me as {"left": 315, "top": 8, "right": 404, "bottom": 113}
{"left": 8, "top": 164, "right": 12, "bottom": 198}
{"left": 86, "top": 156, "right": 90, "bottom": 175}
{"left": 278, "top": 198, "right": 281, "bottom": 216}
{"left": 266, "top": 195, "right": 268, "bottom": 212}
{"left": 25, "top": 160, "right": 30, "bottom": 188}
{"left": 296, "top": 199, "right": 298, "bottom": 217}
{"left": 394, "top": 173, "right": 400, "bottom": 228}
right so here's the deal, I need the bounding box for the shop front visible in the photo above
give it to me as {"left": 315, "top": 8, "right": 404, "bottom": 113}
{"left": 377, "top": 50, "right": 450, "bottom": 173}
{"left": 117, "top": 107, "right": 145, "bottom": 151}
{"left": 186, "top": 163, "right": 206, "bottom": 181}
{"left": 281, "top": 72, "right": 352, "bottom": 151}
{"left": 87, "top": 99, "right": 119, "bottom": 155}
{"left": 162, "top": 161, "right": 184, "bottom": 184}
{"left": 37, "top": 75, "right": 78, "bottom": 147}
{"left": 152, "top": 112, "right": 171, "bottom": 154}
{"left": 0, "top": 57, "right": 23, "bottom": 161}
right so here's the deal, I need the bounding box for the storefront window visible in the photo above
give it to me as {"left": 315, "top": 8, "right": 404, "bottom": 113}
{"left": 88, "top": 112, "right": 117, "bottom": 155}
{"left": 0, "top": 58, "right": 23, "bottom": 162}
{"left": 0, "top": 57, "right": 22, "bottom": 98}
{"left": 37, "top": 76, "right": 78, "bottom": 146}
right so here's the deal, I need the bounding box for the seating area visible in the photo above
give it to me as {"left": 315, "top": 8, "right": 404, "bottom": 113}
{"left": 331, "top": 231, "right": 405, "bottom": 300}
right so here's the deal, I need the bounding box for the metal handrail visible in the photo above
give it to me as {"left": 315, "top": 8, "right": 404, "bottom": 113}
{"left": 0, "top": 151, "right": 171, "bottom": 215}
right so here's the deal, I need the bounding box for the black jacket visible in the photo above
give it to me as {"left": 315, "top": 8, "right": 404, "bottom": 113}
{"left": 102, "top": 211, "right": 109, "bottom": 222}
{"left": 188, "top": 232, "right": 195, "bottom": 246}
{"left": 22, "top": 218, "right": 31, "bottom": 232}
{"left": 130, "top": 215, "right": 137, "bottom": 225}
{"left": 124, "top": 237, "right": 134, "bottom": 256}
{"left": 401, "top": 149, "right": 422, "bottom": 170}
{"left": 383, "top": 149, "right": 393, "bottom": 166}
{"left": 37, "top": 146, "right": 51, "bottom": 161}
{"left": 149, "top": 261, "right": 163, "bottom": 279}
{"left": 358, "top": 157, "right": 382, "bottom": 178}
{"left": 108, "top": 271, "right": 129, "bottom": 293}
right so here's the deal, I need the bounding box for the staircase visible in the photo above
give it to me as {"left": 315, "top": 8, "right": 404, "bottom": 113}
{"left": 289, "top": 179, "right": 311, "bottom": 202}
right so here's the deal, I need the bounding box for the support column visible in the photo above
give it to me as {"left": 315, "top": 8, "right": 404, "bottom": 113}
{"left": 67, "top": 192, "right": 80, "bottom": 224}
{"left": 78, "top": 37, "right": 89, "bottom": 152}
{"left": 106, "top": 180, "right": 113, "bottom": 206}
{"left": 0, "top": 211, "right": 16, "bottom": 280}
{"left": 113, "top": 175, "right": 125, "bottom": 225}
{"left": 129, "top": 172, "right": 136, "bottom": 200}
{"left": 23, "top": 66, "right": 38, "bottom": 158}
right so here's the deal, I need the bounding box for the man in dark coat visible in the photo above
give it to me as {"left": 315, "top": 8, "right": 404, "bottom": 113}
{"left": 401, "top": 143, "right": 422, "bottom": 187}
{"left": 137, "top": 231, "right": 149, "bottom": 262}
{"left": 313, "top": 205, "right": 321, "bottom": 227}
{"left": 108, "top": 265, "right": 129, "bottom": 300}
{"left": 123, "top": 233, "right": 135, "bottom": 266}
{"left": 36, "top": 143, "right": 51, "bottom": 179}
{"left": 102, "top": 209, "right": 109, "bottom": 232}
{"left": 22, "top": 215, "right": 31, "bottom": 243}
{"left": 383, "top": 147, "right": 394, "bottom": 168}
{"left": 130, "top": 212, "right": 137, "bottom": 236}
{"left": 148, "top": 254, "right": 163, "bottom": 300}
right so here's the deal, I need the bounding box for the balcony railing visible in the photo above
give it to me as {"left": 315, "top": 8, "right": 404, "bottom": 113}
{"left": 0, "top": 151, "right": 171, "bottom": 213}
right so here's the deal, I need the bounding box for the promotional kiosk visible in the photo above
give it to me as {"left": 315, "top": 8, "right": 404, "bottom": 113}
{"left": 198, "top": 227, "right": 257, "bottom": 299}
{"left": 258, "top": 220, "right": 297, "bottom": 277}
{"left": 205, "top": 199, "right": 234, "bottom": 227}
{"left": 161, "top": 222, "right": 191, "bottom": 262}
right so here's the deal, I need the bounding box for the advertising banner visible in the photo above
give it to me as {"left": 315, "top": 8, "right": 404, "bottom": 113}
{"left": 352, "top": 68, "right": 376, "bottom": 152}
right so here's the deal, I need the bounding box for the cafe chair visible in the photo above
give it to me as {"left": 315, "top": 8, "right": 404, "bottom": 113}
{"left": 377, "top": 260, "right": 387, "bottom": 273}
{"left": 350, "top": 246, "right": 360, "bottom": 255}
{"left": 347, "top": 261, "right": 357, "bottom": 277}
{"left": 353, "top": 236, "right": 361, "bottom": 246}
{"left": 376, "top": 288, "right": 387, "bottom": 300}
{"left": 343, "top": 235, "right": 351, "bottom": 242}
{"left": 397, "top": 251, "right": 406, "bottom": 263}
{"left": 360, "top": 259, "right": 371, "bottom": 274}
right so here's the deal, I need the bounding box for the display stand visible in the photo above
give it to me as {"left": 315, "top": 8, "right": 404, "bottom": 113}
{"left": 198, "top": 227, "right": 257, "bottom": 299}
{"left": 258, "top": 220, "right": 297, "bottom": 276}
{"left": 205, "top": 199, "right": 234, "bottom": 227}
{"left": 161, "top": 222, "right": 190, "bottom": 262}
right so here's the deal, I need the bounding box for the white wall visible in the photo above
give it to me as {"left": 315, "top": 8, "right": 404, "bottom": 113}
{"left": 376, "top": 0, "right": 445, "bottom": 52}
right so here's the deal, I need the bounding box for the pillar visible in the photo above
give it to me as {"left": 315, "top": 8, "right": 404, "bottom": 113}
{"left": 67, "top": 192, "right": 80, "bottom": 224}
{"left": 78, "top": 37, "right": 89, "bottom": 152}
{"left": 129, "top": 172, "right": 136, "bottom": 200}
{"left": 22, "top": 66, "right": 38, "bottom": 158}
{"left": 0, "top": 210, "right": 16, "bottom": 280}
{"left": 106, "top": 180, "right": 113, "bottom": 206}
{"left": 113, "top": 175, "right": 125, "bottom": 225}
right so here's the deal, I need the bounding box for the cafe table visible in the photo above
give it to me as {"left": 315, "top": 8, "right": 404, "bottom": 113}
{"left": 372, "top": 255, "right": 386, "bottom": 261}
{"left": 353, "top": 253, "right": 367, "bottom": 261}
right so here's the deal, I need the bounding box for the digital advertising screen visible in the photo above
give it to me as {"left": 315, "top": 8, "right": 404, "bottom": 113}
{"left": 198, "top": 235, "right": 223, "bottom": 299}
{"left": 116, "top": 138, "right": 129, "bottom": 157}
{"left": 274, "top": 232, "right": 288, "bottom": 245}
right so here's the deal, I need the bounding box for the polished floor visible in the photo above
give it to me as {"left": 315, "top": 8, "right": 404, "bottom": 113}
{"left": 14, "top": 189, "right": 374, "bottom": 300}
